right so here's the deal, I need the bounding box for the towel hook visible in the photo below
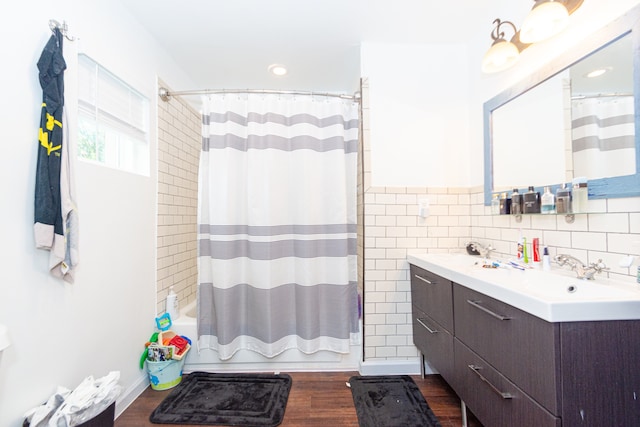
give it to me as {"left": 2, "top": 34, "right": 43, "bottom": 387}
{"left": 49, "top": 19, "right": 76, "bottom": 41}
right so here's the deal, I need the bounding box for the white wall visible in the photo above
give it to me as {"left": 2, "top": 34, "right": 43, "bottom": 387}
{"left": 361, "top": 43, "right": 471, "bottom": 188}
{"left": 0, "top": 1, "right": 193, "bottom": 425}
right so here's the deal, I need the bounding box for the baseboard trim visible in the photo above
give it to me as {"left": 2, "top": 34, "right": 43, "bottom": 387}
{"left": 114, "top": 373, "right": 149, "bottom": 419}
{"left": 358, "top": 358, "right": 436, "bottom": 376}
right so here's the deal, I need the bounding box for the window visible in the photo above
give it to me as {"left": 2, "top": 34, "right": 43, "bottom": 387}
{"left": 78, "top": 54, "right": 149, "bottom": 175}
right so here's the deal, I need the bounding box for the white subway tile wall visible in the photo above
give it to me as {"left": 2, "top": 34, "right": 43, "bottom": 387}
{"left": 156, "top": 82, "right": 200, "bottom": 314}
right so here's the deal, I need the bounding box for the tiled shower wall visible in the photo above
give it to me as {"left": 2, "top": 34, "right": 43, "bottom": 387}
{"left": 156, "top": 82, "right": 201, "bottom": 314}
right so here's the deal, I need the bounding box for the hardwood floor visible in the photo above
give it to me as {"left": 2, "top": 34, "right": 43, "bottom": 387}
{"left": 115, "top": 371, "right": 483, "bottom": 426}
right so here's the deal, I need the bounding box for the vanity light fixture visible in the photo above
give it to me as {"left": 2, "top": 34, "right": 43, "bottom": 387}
{"left": 482, "top": 0, "right": 583, "bottom": 73}
{"left": 482, "top": 19, "right": 527, "bottom": 74}
{"left": 520, "top": 0, "right": 571, "bottom": 43}
{"left": 268, "top": 64, "right": 288, "bottom": 76}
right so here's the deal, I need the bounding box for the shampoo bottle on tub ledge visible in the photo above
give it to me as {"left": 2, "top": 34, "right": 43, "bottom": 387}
{"left": 166, "top": 287, "right": 179, "bottom": 320}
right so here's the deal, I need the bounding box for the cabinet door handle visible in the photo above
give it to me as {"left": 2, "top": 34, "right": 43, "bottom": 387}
{"left": 466, "top": 299, "right": 511, "bottom": 321}
{"left": 416, "top": 317, "right": 439, "bottom": 334}
{"left": 414, "top": 274, "right": 433, "bottom": 285}
{"left": 468, "top": 364, "right": 513, "bottom": 399}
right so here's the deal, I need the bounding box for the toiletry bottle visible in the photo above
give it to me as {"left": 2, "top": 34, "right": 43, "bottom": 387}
{"left": 556, "top": 183, "right": 571, "bottom": 214}
{"left": 523, "top": 237, "right": 529, "bottom": 263}
{"left": 542, "top": 247, "right": 551, "bottom": 271}
{"left": 499, "top": 192, "right": 511, "bottom": 215}
{"left": 511, "top": 188, "right": 521, "bottom": 215}
{"left": 166, "top": 287, "right": 179, "bottom": 320}
{"left": 491, "top": 194, "right": 500, "bottom": 215}
{"left": 532, "top": 238, "right": 540, "bottom": 263}
{"left": 541, "top": 186, "right": 556, "bottom": 214}
{"left": 573, "top": 181, "right": 588, "bottom": 213}
{"left": 517, "top": 234, "right": 524, "bottom": 260}
{"left": 523, "top": 186, "right": 540, "bottom": 214}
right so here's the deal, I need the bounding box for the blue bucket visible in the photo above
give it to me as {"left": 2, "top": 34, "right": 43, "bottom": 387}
{"left": 146, "top": 358, "right": 185, "bottom": 390}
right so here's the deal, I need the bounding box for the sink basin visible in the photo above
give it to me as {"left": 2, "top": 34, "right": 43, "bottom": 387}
{"left": 407, "top": 252, "right": 640, "bottom": 322}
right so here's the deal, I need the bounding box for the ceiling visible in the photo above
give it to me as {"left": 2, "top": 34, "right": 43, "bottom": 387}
{"left": 119, "top": 0, "right": 513, "bottom": 96}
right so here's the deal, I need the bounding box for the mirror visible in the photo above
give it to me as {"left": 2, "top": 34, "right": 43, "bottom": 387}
{"left": 484, "top": 5, "right": 640, "bottom": 205}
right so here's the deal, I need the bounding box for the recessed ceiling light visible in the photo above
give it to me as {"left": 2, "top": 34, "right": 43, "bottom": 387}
{"left": 585, "top": 67, "right": 611, "bottom": 78}
{"left": 268, "top": 64, "right": 288, "bottom": 76}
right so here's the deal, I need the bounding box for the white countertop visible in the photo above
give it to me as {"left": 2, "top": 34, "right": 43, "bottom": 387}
{"left": 407, "top": 252, "right": 640, "bottom": 322}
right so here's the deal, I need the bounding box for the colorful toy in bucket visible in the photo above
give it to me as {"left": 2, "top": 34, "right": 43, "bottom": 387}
{"left": 147, "top": 357, "right": 185, "bottom": 390}
{"left": 155, "top": 313, "right": 172, "bottom": 331}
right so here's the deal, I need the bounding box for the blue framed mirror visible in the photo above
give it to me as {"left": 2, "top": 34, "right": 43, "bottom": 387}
{"left": 484, "top": 5, "right": 640, "bottom": 205}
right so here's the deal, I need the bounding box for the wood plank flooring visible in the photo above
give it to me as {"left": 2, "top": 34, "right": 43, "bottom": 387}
{"left": 115, "top": 371, "right": 483, "bottom": 426}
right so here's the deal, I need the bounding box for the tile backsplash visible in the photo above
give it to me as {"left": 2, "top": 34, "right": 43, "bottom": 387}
{"left": 470, "top": 192, "right": 640, "bottom": 282}
{"left": 361, "top": 185, "right": 640, "bottom": 362}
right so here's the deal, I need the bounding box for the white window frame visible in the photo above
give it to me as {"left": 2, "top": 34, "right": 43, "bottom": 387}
{"left": 77, "top": 54, "right": 149, "bottom": 176}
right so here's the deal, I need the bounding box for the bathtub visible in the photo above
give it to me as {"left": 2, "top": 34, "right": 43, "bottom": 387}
{"left": 171, "top": 300, "right": 362, "bottom": 373}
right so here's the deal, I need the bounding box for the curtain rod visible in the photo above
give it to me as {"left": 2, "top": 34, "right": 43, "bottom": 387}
{"left": 158, "top": 87, "right": 361, "bottom": 102}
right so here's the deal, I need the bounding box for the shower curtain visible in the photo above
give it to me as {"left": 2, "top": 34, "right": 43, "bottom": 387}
{"left": 197, "top": 93, "right": 359, "bottom": 360}
{"left": 571, "top": 95, "right": 635, "bottom": 179}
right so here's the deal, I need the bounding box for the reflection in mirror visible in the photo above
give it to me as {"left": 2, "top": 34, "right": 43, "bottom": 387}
{"left": 492, "top": 34, "right": 634, "bottom": 190}
{"left": 484, "top": 5, "right": 640, "bottom": 205}
{"left": 493, "top": 71, "right": 568, "bottom": 190}
{"left": 570, "top": 35, "right": 634, "bottom": 180}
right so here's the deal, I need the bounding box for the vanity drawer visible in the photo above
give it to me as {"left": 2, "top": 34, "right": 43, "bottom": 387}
{"left": 454, "top": 339, "right": 560, "bottom": 427}
{"left": 453, "top": 283, "right": 561, "bottom": 414}
{"left": 412, "top": 305, "right": 455, "bottom": 382}
{"left": 410, "top": 264, "right": 453, "bottom": 332}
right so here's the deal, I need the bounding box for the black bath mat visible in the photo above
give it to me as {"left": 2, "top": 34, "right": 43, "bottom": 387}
{"left": 348, "top": 375, "right": 442, "bottom": 427}
{"left": 150, "top": 372, "right": 292, "bottom": 425}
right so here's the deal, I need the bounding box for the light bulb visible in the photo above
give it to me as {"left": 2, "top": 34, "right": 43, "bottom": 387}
{"left": 520, "top": 1, "right": 569, "bottom": 44}
{"left": 482, "top": 40, "right": 520, "bottom": 73}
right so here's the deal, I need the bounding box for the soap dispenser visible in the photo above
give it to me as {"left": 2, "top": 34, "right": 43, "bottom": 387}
{"left": 541, "top": 186, "right": 556, "bottom": 214}
{"left": 572, "top": 178, "right": 588, "bottom": 213}
{"left": 491, "top": 194, "right": 500, "bottom": 215}
{"left": 499, "top": 192, "right": 511, "bottom": 215}
{"left": 556, "top": 183, "right": 572, "bottom": 214}
{"left": 523, "top": 186, "right": 540, "bottom": 214}
{"left": 511, "top": 188, "right": 522, "bottom": 215}
{"left": 166, "top": 287, "right": 179, "bottom": 320}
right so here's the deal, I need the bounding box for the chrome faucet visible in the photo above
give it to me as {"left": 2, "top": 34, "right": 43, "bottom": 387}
{"left": 466, "top": 241, "right": 494, "bottom": 259}
{"left": 554, "top": 254, "right": 608, "bottom": 280}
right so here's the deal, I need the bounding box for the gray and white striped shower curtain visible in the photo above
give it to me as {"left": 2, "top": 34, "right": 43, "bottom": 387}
{"left": 572, "top": 95, "right": 635, "bottom": 179}
{"left": 197, "top": 93, "right": 359, "bottom": 360}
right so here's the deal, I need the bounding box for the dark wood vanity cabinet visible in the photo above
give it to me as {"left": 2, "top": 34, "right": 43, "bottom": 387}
{"left": 453, "top": 284, "right": 560, "bottom": 426}
{"left": 410, "top": 264, "right": 640, "bottom": 427}
{"left": 410, "top": 264, "right": 455, "bottom": 382}
{"left": 410, "top": 264, "right": 453, "bottom": 331}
